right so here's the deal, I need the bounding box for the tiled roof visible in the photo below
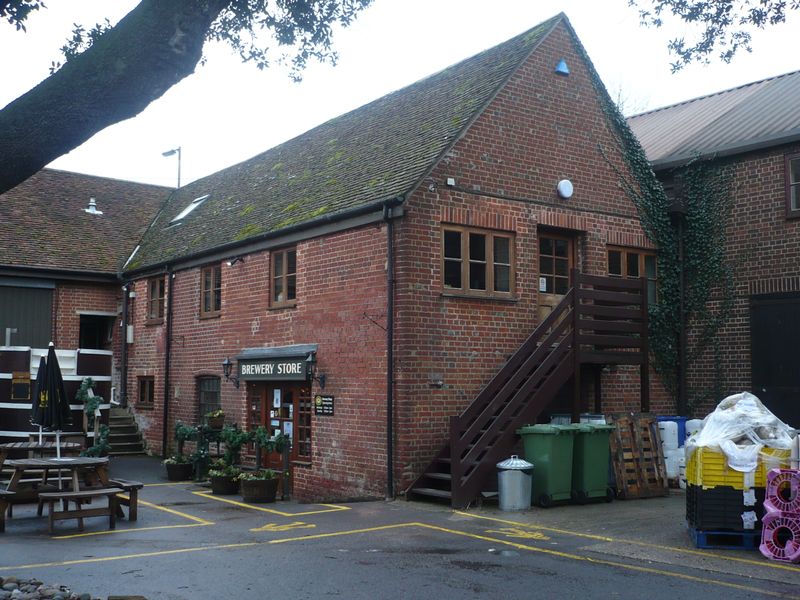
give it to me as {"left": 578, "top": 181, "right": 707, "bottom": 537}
{"left": 127, "top": 14, "right": 562, "bottom": 273}
{"left": 0, "top": 169, "right": 170, "bottom": 276}
{"left": 628, "top": 70, "right": 800, "bottom": 169}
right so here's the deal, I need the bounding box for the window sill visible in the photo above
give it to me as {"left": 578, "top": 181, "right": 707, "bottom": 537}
{"left": 145, "top": 318, "right": 164, "bottom": 326}
{"left": 135, "top": 403, "right": 155, "bottom": 410}
{"left": 786, "top": 210, "right": 800, "bottom": 220}
{"left": 440, "top": 292, "right": 518, "bottom": 303}
{"left": 269, "top": 301, "right": 297, "bottom": 311}
{"left": 291, "top": 460, "right": 312, "bottom": 467}
{"left": 199, "top": 311, "right": 221, "bottom": 320}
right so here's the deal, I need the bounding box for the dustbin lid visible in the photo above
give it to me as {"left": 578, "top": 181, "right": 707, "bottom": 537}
{"left": 496, "top": 455, "right": 534, "bottom": 470}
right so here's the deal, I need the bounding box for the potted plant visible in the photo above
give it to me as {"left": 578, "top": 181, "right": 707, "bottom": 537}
{"left": 220, "top": 424, "right": 251, "bottom": 466}
{"left": 206, "top": 409, "right": 225, "bottom": 429}
{"left": 238, "top": 469, "right": 279, "bottom": 503}
{"left": 163, "top": 454, "right": 193, "bottom": 481}
{"left": 163, "top": 421, "right": 197, "bottom": 480}
{"left": 208, "top": 460, "right": 241, "bottom": 495}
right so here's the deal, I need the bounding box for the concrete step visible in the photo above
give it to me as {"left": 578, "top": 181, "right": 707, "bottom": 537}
{"left": 109, "top": 433, "right": 142, "bottom": 444}
{"left": 108, "top": 425, "right": 138, "bottom": 435}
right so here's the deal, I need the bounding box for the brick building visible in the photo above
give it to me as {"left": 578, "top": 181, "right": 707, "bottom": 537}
{"left": 629, "top": 70, "right": 800, "bottom": 428}
{"left": 0, "top": 169, "right": 168, "bottom": 441}
{"left": 121, "top": 14, "right": 662, "bottom": 506}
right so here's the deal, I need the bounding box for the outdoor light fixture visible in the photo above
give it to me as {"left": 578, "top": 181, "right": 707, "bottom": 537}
{"left": 306, "top": 353, "right": 326, "bottom": 390}
{"left": 222, "top": 356, "right": 240, "bottom": 388}
{"left": 162, "top": 146, "right": 182, "bottom": 188}
{"left": 226, "top": 256, "right": 245, "bottom": 267}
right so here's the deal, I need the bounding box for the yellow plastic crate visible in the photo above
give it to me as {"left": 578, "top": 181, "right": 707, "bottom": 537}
{"left": 686, "top": 446, "right": 790, "bottom": 490}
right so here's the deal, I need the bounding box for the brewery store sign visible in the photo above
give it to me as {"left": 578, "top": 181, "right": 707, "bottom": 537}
{"left": 239, "top": 357, "right": 309, "bottom": 381}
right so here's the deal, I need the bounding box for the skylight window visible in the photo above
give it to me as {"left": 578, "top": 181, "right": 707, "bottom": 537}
{"left": 169, "top": 194, "right": 210, "bottom": 225}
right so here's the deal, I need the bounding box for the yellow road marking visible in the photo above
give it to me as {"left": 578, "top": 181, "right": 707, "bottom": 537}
{"left": 269, "top": 522, "right": 418, "bottom": 544}
{"left": 192, "top": 491, "right": 350, "bottom": 516}
{"left": 251, "top": 521, "right": 316, "bottom": 532}
{"left": 53, "top": 523, "right": 210, "bottom": 540}
{"left": 140, "top": 498, "right": 214, "bottom": 524}
{"left": 456, "top": 511, "right": 800, "bottom": 574}
{"left": 485, "top": 527, "right": 551, "bottom": 541}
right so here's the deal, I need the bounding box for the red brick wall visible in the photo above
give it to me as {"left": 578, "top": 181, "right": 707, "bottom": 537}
{"left": 392, "top": 21, "right": 663, "bottom": 487}
{"left": 683, "top": 142, "right": 800, "bottom": 417}
{"left": 128, "top": 225, "right": 389, "bottom": 500}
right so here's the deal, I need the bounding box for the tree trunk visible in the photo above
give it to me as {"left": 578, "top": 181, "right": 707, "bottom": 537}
{"left": 0, "top": 0, "right": 229, "bottom": 195}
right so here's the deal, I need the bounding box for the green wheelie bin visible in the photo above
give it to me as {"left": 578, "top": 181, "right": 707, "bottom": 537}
{"left": 517, "top": 424, "right": 577, "bottom": 507}
{"left": 572, "top": 424, "right": 615, "bottom": 503}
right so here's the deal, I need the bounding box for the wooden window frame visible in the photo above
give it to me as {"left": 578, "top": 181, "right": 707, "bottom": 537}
{"left": 197, "top": 376, "right": 221, "bottom": 421}
{"left": 441, "top": 225, "right": 515, "bottom": 298}
{"left": 137, "top": 376, "right": 154, "bottom": 408}
{"left": 271, "top": 247, "right": 297, "bottom": 308}
{"left": 607, "top": 246, "right": 658, "bottom": 303}
{"left": 785, "top": 153, "right": 800, "bottom": 219}
{"left": 146, "top": 277, "right": 165, "bottom": 323}
{"left": 200, "top": 264, "right": 222, "bottom": 318}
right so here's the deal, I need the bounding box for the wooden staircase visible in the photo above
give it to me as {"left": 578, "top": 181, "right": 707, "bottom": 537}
{"left": 407, "top": 271, "right": 650, "bottom": 508}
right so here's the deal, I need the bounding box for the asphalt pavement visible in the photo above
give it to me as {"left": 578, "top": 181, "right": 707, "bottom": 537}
{"left": 0, "top": 455, "right": 797, "bottom": 599}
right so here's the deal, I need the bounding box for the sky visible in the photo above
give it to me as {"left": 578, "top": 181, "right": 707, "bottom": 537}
{"left": 1, "top": 1, "right": 798, "bottom": 189}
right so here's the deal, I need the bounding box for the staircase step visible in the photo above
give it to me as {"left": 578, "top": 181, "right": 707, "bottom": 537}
{"left": 109, "top": 449, "right": 147, "bottom": 456}
{"left": 110, "top": 441, "right": 145, "bottom": 453}
{"left": 411, "top": 487, "right": 452, "bottom": 500}
{"left": 108, "top": 425, "right": 138, "bottom": 435}
{"left": 424, "top": 473, "right": 452, "bottom": 481}
{"left": 109, "top": 433, "right": 142, "bottom": 444}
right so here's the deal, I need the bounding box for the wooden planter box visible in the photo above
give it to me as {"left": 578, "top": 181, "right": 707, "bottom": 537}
{"left": 165, "top": 462, "right": 194, "bottom": 481}
{"left": 210, "top": 474, "right": 239, "bottom": 495}
{"left": 240, "top": 478, "right": 278, "bottom": 503}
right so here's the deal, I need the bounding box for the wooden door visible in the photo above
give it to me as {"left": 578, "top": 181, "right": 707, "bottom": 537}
{"left": 537, "top": 232, "right": 575, "bottom": 324}
{"left": 249, "top": 381, "right": 311, "bottom": 469}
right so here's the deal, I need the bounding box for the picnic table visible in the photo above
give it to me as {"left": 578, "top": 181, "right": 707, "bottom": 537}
{"left": 0, "top": 441, "right": 82, "bottom": 457}
{"left": 0, "top": 456, "right": 122, "bottom": 533}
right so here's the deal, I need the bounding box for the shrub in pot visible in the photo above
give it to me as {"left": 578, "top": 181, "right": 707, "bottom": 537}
{"left": 163, "top": 455, "right": 194, "bottom": 481}
{"left": 238, "top": 470, "right": 279, "bottom": 503}
{"left": 206, "top": 409, "right": 225, "bottom": 430}
{"left": 208, "top": 461, "right": 241, "bottom": 495}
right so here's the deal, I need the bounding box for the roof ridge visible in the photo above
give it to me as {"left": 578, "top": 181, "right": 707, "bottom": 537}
{"left": 629, "top": 68, "right": 800, "bottom": 120}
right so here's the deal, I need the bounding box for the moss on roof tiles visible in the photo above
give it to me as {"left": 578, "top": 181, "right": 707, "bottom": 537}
{"left": 128, "top": 15, "right": 560, "bottom": 272}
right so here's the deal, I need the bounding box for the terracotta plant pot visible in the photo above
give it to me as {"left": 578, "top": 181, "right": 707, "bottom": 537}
{"left": 207, "top": 416, "right": 224, "bottom": 429}
{"left": 165, "top": 462, "right": 194, "bottom": 481}
{"left": 240, "top": 478, "right": 278, "bottom": 503}
{"left": 210, "top": 474, "right": 239, "bottom": 495}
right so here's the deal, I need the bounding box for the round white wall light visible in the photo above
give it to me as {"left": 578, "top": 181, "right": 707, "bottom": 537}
{"left": 557, "top": 179, "right": 574, "bottom": 199}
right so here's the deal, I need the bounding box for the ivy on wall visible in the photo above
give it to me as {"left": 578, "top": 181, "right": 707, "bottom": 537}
{"left": 574, "top": 38, "right": 734, "bottom": 410}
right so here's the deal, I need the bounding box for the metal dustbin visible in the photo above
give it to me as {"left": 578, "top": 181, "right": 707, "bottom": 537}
{"left": 497, "top": 455, "right": 534, "bottom": 510}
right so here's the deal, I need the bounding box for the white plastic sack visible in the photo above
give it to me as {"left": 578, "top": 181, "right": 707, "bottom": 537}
{"left": 686, "top": 392, "right": 794, "bottom": 472}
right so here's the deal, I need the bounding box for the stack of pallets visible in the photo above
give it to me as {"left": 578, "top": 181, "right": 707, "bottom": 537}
{"left": 606, "top": 413, "right": 669, "bottom": 500}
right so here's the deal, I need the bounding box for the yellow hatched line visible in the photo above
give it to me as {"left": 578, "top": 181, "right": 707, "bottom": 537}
{"left": 192, "top": 491, "right": 350, "bottom": 516}
{"left": 455, "top": 511, "right": 800, "bottom": 574}
{"left": 53, "top": 523, "right": 210, "bottom": 540}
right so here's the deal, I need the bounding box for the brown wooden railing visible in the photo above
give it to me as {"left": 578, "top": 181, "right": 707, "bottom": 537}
{"left": 408, "top": 271, "right": 649, "bottom": 508}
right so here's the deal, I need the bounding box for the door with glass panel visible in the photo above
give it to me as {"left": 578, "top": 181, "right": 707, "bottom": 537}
{"left": 537, "top": 232, "right": 575, "bottom": 324}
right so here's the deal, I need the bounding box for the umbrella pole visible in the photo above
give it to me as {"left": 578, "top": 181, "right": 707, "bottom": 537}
{"left": 38, "top": 426, "right": 42, "bottom": 445}
{"left": 56, "top": 430, "right": 62, "bottom": 489}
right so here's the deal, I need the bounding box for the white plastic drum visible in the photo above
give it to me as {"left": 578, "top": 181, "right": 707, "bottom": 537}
{"left": 658, "top": 420, "right": 679, "bottom": 450}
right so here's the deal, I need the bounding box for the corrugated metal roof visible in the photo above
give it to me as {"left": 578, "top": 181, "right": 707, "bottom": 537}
{"left": 628, "top": 70, "right": 800, "bottom": 169}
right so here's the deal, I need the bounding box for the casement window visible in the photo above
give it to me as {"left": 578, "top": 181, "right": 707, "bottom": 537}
{"left": 785, "top": 153, "right": 800, "bottom": 218}
{"left": 147, "top": 277, "right": 165, "bottom": 322}
{"left": 608, "top": 247, "right": 657, "bottom": 304}
{"left": 138, "top": 376, "right": 154, "bottom": 406}
{"left": 442, "top": 226, "right": 515, "bottom": 297}
{"left": 272, "top": 247, "right": 297, "bottom": 307}
{"left": 200, "top": 264, "right": 222, "bottom": 317}
{"left": 197, "top": 376, "right": 221, "bottom": 420}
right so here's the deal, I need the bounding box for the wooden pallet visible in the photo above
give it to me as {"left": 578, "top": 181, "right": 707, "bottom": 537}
{"left": 687, "top": 526, "right": 760, "bottom": 550}
{"left": 606, "top": 412, "right": 669, "bottom": 499}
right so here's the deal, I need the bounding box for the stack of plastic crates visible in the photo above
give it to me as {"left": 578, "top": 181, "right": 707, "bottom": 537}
{"left": 685, "top": 446, "right": 790, "bottom": 549}
{"left": 760, "top": 469, "right": 800, "bottom": 563}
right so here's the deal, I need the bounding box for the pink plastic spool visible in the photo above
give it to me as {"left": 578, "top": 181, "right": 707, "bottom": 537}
{"left": 764, "top": 469, "right": 800, "bottom": 514}
{"left": 760, "top": 513, "right": 800, "bottom": 563}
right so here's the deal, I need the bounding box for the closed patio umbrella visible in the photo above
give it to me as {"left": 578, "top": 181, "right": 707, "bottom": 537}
{"left": 30, "top": 342, "right": 72, "bottom": 460}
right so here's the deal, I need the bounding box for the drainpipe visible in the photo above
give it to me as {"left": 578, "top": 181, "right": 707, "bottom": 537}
{"left": 383, "top": 197, "right": 402, "bottom": 499}
{"left": 161, "top": 269, "right": 174, "bottom": 457}
{"left": 120, "top": 283, "right": 129, "bottom": 408}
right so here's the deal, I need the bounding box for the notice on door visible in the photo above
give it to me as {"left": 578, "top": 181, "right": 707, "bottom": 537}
{"left": 314, "top": 394, "right": 334, "bottom": 416}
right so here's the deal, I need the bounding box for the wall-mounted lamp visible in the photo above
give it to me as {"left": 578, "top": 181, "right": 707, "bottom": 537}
{"left": 226, "top": 256, "right": 245, "bottom": 267}
{"left": 306, "top": 353, "right": 326, "bottom": 389}
{"left": 222, "top": 356, "right": 240, "bottom": 388}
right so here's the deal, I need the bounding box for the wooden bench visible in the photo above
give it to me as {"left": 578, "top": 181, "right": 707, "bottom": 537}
{"left": 109, "top": 478, "right": 144, "bottom": 521}
{"left": 0, "top": 490, "right": 13, "bottom": 533}
{"left": 38, "top": 487, "right": 123, "bottom": 534}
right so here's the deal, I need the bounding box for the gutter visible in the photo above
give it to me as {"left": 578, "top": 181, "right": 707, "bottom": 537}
{"left": 383, "top": 195, "right": 404, "bottom": 499}
{"left": 120, "top": 283, "right": 129, "bottom": 408}
{"left": 161, "top": 267, "right": 174, "bottom": 457}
